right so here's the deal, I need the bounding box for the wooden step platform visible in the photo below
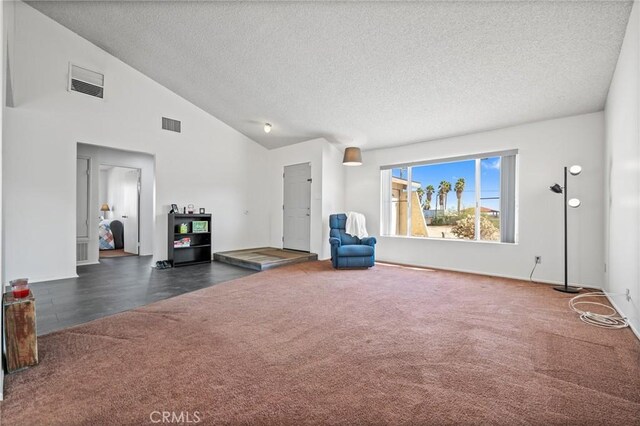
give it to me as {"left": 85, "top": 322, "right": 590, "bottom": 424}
{"left": 214, "top": 247, "right": 318, "bottom": 271}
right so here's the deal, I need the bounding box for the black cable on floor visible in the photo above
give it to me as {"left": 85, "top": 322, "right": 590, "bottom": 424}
{"left": 529, "top": 260, "right": 539, "bottom": 283}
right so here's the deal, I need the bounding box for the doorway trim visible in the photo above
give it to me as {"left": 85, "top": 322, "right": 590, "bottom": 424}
{"left": 76, "top": 155, "right": 92, "bottom": 265}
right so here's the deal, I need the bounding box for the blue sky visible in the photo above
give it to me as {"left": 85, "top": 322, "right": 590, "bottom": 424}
{"left": 392, "top": 157, "right": 501, "bottom": 211}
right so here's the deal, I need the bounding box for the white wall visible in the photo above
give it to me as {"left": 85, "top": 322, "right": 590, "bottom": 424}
{"left": 98, "top": 168, "right": 109, "bottom": 217}
{"left": 345, "top": 112, "right": 605, "bottom": 288}
{"left": 3, "top": 2, "right": 270, "bottom": 282}
{"left": 321, "top": 142, "right": 345, "bottom": 258}
{"left": 0, "top": 0, "right": 5, "bottom": 402}
{"left": 604, "top": 1, "right": 640, "bottom": 334}
{"left": 77, "top": 144, "right": 155, "bottom": 264}
{"left": 107, "top": 168, "right": 133, "bottom": 223}
{"left": 267, "top": 138, "right": 324, "bottom": 257}
{"left": 266, "top": 138, "right": 345, "bottom": 260}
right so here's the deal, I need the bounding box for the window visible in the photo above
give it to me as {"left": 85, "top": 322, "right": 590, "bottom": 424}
{"left": 380, "top": 151, "right": 517, "bottom": 243}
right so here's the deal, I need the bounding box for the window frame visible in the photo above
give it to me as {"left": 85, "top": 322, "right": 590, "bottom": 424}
{"left": 380, "top": 150, "right": 518, "bottom": 244}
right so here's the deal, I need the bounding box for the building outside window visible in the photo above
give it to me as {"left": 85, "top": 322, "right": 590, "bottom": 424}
{"left": 380, "top": 151, "right": 518, "bottom": 243}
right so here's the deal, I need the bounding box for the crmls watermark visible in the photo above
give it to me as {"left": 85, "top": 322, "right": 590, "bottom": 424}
{"left": 149, "top": 411, "right": 202, "bottom": 424}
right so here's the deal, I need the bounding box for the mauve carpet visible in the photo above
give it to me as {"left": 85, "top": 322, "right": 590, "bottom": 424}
{"left": 1, "top": 261, "right": 639, "bottom": 425}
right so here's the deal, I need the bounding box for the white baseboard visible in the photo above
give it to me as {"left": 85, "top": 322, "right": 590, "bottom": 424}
{"left": 375, "top": 259, "right": 602, "bottom": 289}
{"left": 375, "top": 259, "right": 640, "bottom": 342}
{"left": 28, "top": 274, "right": 79, "bottom": 284}
{"left": 604, "top": 293, "right": 640, "bottom": 341}
{"left": 76, "top": 261, "right": 99, "bottom": 267}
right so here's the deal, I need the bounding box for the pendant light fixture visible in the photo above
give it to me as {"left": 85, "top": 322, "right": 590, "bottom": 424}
{"left": 342, "top": 147, "right": 362, "bottom": 166}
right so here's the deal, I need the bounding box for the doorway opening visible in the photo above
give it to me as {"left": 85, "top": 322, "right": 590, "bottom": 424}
{"left": 283, "top": 162, "right": 311, "bottom": 252}
{"left": 98, "top": 165, "right": 141, "bottom": 258}
{"left": 76, "top": 143, "right": 154, "bottom": 268}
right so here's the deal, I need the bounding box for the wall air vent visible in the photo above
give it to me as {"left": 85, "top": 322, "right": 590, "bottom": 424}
{"left": 76, "top": 241, "right": 89, "bottom": 263}
{"left": 162, "top": 117, "right": 181, "bottom": 133}
{"left": 69, "top": 64, "right": 104, "bottom": 99}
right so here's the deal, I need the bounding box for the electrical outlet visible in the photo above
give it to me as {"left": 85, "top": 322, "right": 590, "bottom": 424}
{"left": 535, "top": 256, "right": 542, "bottom": 264}
{"left": 626, "top": 289, "right": 631, "bottom": 302}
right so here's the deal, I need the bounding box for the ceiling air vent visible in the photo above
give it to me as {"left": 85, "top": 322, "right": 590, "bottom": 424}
{"left": 69, "top": 64, "right": 104, "bottom": 99}
{"left": 162, "top": 117, "right": 181, "bottom": 133}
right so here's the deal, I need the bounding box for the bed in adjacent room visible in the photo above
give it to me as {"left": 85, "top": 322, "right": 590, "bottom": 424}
{"left": 99, "top": 219, "right": 125, "bottom": 256}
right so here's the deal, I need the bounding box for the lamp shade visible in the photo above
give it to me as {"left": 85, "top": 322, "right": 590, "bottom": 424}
{"left": 549, "top": 184, "right": 563, "bottom": 194}
{"left": 342, "top": 147, "right": 362, "bottom": 166}
{"left": 569, "top": 165, "right": 582, "bottom": 176}
{"left": 100, "top": 203, "right": 110, "bottom": 212}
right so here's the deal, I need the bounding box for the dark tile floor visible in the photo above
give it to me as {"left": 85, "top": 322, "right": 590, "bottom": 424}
{"left": 30, "top": 256, "right": 256, "bottom": 336}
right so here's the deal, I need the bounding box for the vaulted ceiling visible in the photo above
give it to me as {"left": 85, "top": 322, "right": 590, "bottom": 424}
{"left": 28, "top": 1, "right": 633, "bottom": 150}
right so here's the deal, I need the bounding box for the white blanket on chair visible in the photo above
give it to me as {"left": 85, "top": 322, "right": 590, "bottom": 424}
{"left": 346, "top": 212, "right": 369, "bottom": 239}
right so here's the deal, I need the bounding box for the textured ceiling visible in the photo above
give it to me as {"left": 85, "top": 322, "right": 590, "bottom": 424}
{"left": 28, "top": 1, "right": 632, "bottom": 150}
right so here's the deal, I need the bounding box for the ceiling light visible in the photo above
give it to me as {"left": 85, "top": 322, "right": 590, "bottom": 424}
{"left": 569, "top": 165, "right": 582, "bottom": 176}
{"left": 342, "top": 147, "right": 362, "bottom": 166}
{"left": 264, "top": 123, "right": 272, "bottom": 133}
{"left": 568, "top": 198, "right": 581, "bottom": 208}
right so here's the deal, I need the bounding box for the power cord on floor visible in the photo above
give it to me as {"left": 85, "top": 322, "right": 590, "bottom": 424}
{"left": 529, "top": 259, "right": 583, "bottom": 291}
{"left": 529, "top": 259, "right": 539, "bottom": 283}
{"left": 528, "top": 259, "right": 627, "bottom": 329}
{"left": 569, "top": 292, "right": 629, "bottom": 329}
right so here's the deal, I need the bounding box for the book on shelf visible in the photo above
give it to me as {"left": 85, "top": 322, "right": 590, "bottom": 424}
{"left": 174, "top": 237, "right": 191, "bottom": 248}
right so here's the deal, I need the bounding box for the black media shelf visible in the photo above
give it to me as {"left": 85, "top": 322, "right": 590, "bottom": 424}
{"left": 168, "top": 213, "right": 212, "bottom": 267}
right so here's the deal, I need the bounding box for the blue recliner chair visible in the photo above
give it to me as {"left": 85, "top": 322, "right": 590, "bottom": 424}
{"left": 329, "top": 213, "right": 377, "bottom": 269}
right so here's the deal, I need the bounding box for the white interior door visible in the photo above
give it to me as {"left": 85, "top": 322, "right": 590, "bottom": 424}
{"left": 122, "top": 169, "right": 140, "bottom": 254}
{"left": 283, "top": 163, "right": 311, "bottom": 252}
{"left": 76, "top": 158, "right": 90, "bottom": 238}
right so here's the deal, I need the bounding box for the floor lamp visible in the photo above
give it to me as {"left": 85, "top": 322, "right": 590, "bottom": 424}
{"left": 549, "top": 165, "right": 582, "bottom": 293}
